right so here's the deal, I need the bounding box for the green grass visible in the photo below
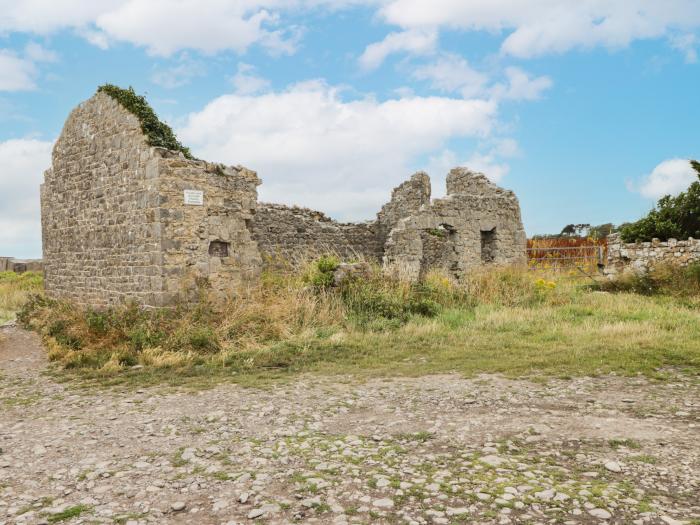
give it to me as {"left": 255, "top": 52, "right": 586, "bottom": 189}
{"left": 12, "top": 264, "right": 700, "bottom": 388}
{"left": 608, "top": 439, "right": 642, "bottom": 450}
{"left": 46, "top": 505, "right": 90, "bottom": 523}
{"left": 0, "top": 271, "right": 43, "bottom": 324}
{"left": 630, "top": 454, "right": 658, "bottom": 464}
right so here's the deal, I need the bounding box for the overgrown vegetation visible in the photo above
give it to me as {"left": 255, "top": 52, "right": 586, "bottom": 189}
{"left": 97, "top": 84, "right": 193, "bottom": 159}
{"left": 0, "top": 271, "right": 43, "bottom": 324}
{"left": 593, "top": 262, "right": 700, "bottom": 297}
{"left": 620, "top": 160, "right": 700, "bottom": 242}
{"left": 14, "top": 260, "right": 700, "bottom": 386}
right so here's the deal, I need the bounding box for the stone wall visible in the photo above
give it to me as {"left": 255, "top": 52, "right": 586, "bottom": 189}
{"left": 41, "top": 93, "right": 164, "bottom": 307}
{"left": 376, "top": 172, "right": 431, "bottom": 247}
{"left": 605, "top": 233, "right": 700, "bottom": 277}
{"left": 41, "top": 93, "right": 261, "bottom": 307}
{"left": 383, "top": 168, "right": 527, "bottom": 281}
{"left": 251, "top": 204, "right": 381, "bottom": 264}
{"left": 156, "top": 153, "right": 261, "bottom": 303}
{"left": 0, "top": 258, "right": 43, "bottom": 273}
{"left": 42, "top": 92, "right": 528, "bottom": 307}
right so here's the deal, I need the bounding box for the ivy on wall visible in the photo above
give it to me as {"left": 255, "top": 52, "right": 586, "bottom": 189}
{"left": 97, "top": 84, "right": 194, "bottom": 159}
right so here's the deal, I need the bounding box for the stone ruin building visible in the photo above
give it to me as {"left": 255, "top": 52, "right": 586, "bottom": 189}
{"left": 41, "top": 91, "right": 527, "bottom": 307}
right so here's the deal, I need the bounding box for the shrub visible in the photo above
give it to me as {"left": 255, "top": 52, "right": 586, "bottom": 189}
{"left": 620, "top": 160, "right": 700, "bottom": 242}
{"left": 187, "top": 327, "right": 220, "bottom": 353}
{"left": 127, "top": 325, "right": 164, "bottom": 352}
{"left": 304, "top": 255, "right": 341, "bottom": 288}
{"left": 339, "top": 273, "right": 444, "bottom": 327}
{"left": 85, "top": 309, "right": 109, "bottom": 334}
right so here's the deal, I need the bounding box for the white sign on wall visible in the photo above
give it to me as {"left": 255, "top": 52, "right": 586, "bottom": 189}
{"left": 184, "top": 189, "right": 204, "bottom": 206}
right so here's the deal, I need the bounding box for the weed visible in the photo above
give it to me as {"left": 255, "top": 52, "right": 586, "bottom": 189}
{"left": 608, "top": 439, "right": 641, "bottom": 450}
{"left": 630, "top": 454, "right": 658, "bottom": 464}
{"left": 46, "top": 505, "right": 90, "bottom": 523}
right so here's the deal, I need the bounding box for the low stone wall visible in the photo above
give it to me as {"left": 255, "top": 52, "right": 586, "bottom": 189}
{"left": 605, "top": 233, "right": 700, "bottom": 277}
{"left": 0, "top": 258, "right": 43, "bottom": 273}
{"left": 251, "top": 204, "right": 382, "bottom": 264}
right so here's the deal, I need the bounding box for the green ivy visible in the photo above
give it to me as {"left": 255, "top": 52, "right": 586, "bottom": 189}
{"left": 97, "top": 84, "right": 193, "bottom": 159}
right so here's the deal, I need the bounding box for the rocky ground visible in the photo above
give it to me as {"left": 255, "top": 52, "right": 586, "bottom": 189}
{"left": 0, "top": 325, "right": 698, "bottom": 525}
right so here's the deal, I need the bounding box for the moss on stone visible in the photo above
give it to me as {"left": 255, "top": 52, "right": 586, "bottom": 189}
{"left": 97, "top": 84, "right": 193, "bottom": 159}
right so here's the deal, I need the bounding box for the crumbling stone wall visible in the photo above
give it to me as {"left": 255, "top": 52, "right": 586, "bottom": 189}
{"left": 41, "top": 93, "right": 261, "bottom": 307}
{"left": 251, "top": 204, "right": 382, "bottom": 264}
{"left": 42, "top": 92, "right": 527, "bottom": 307}
{"left": 383, "top": 168, "right": 527, "bottom": 280}
{"left": 376, "top": 172, "right": 431, "bottom": 247}
{"left": 605, "top": 233, "right": 700, "bottom": 277}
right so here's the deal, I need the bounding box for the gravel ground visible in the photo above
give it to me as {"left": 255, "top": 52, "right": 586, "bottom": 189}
{"left": 1, "top": 325, "right": 698, "bottom": 525}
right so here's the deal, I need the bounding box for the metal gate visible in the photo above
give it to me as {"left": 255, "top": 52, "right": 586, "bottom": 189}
{"left": 527, "top": 244, "right": 606, "bottom": 273}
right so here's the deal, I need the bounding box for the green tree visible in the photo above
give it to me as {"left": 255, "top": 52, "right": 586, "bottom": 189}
{"left": 620, "top": 160, "right": 700, "bottom": 242}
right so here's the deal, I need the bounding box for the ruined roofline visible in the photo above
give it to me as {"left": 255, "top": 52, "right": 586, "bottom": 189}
{"left": 256, "top": 202, "right": 376, "bottom": 227}
{"left": 259, "top": 166, "right": 517, "bottom": 230}
{"left": 96, "top": 84, "right": 194, "bottom": 159}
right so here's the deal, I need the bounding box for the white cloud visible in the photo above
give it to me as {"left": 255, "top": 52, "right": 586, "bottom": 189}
{"left": 179, "top": 81, "right": 497, "bottom": 220}
{"left": 0, "top": 138, "right": 53, "bottom": 258}
{"left": 0, "top": 50, "right": 37, "bottom": 91}
{"left": 231, "top": 63, "right": 271, "bottom": 95}
{"left": 412, "top": 54, "right": 488, "bottom": 98}
{"left": 95, "top": 1, "right": 285, "bottom": 57}
{"left": 24, "top": 42, "right": 59, "bottom": 63}
{"left": 3, "top": 0, "right": 700, "bottom": 62}
{"left": 359, "top": 29, "right": 437, "bottom": 70}
{"left": 0, "top": 0, "right": 122, "bottom": 34}
{"left": 376, "top": 0, "right": 700, "bottom": 59}
{"left": 493, "top": 67, "right": 553, "bottom": 101}
{"left": 425, "top": 140, "right": 516, "bottom": 191}
{"left": 632, "top": 159, "right": 697, "bottom": 199}
{"left": 463, "top": 151, "right": 510, "bottom": 183}
{"left": 0, "top": 0, "right": 365, "bottom": 57}
{"left": 151, "top": 56, "right": 206, "bottom": 89}
{"left": 670, "top": 33, "right": 698, "bottom": 63}
{"left": 412, "top": 56, "right": 552, "bottom": 102}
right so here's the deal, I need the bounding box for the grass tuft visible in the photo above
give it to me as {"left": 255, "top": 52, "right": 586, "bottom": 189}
{"left": 46, "top": 505, "right": 90, "bottom": 523}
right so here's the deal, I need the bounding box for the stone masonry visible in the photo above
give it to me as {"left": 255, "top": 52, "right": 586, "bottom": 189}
{"left": 251, "top": 204, "right": 382, "bottom": 265}
{"left": 41, "top": 92, "right": 527, "bottom": 307}
{"left": 383, "top": 168, "right": 527, "bottom": 280}
{"left": 605, "top": 233, "right": 700, "bottom": 277}
{"left": 41, "top": 93, "right": 260, "bottom": 307}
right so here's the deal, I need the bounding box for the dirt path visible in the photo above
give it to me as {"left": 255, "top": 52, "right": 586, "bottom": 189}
{"left": 1, "top": 326, "right": 698, "bottom": 525}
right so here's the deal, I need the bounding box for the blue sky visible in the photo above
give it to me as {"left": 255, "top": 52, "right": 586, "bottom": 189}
{"left": 1, "top": 0, "right": 699, "bottom": 258}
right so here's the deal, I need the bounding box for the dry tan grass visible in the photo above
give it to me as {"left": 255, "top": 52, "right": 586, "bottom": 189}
{"left": 11, "top": 264, "right": 700, "bottom": 386}
{"left": 0, "top": 271, "right": 43, "bottom": 324}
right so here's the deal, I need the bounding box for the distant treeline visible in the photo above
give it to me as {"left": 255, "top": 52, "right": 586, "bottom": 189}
{"left": 531, "top": 223, "right": 618, "bottom": 241}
